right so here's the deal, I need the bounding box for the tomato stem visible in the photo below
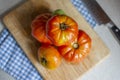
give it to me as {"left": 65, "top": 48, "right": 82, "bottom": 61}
{"left": 60, "top": 23, "right": 68, "bottom": 30}
{"left": 41, "top": 57, "right": 47, "bottom": 66}
{"left": 73, "top": 43, "right": 79, "bottom": 49}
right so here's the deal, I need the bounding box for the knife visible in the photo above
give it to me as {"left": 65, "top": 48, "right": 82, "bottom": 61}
{"left": 106, "top": 22, "right": 120, "bottom": 43}
{"left": 81, "top": 0, "right": 120, "bottom": 43}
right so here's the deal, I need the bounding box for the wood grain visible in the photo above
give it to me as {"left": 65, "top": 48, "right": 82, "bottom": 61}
{"left": 3, "top": 0, "right": 110, "bottom": 80}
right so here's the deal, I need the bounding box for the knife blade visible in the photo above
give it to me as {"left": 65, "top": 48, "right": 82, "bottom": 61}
{"left": 81, "top": 0, "right": 120, "bottom": 43}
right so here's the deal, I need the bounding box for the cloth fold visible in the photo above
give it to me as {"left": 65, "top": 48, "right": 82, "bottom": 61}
{"left": 0, "top": 0, "right": 97, "bottom": 80}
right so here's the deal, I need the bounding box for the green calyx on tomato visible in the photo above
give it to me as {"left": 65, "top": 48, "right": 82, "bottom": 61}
{"left": 53, "top": 9, "right": 66, "bottom": 16}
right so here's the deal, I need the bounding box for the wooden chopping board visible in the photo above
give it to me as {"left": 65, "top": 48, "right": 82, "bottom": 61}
{"left": 3, "top": 0, "right": 110, "bottom": 80}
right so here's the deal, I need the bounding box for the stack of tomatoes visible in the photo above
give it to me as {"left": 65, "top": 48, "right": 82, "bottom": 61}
{"left": 31, "top": 9, "right": 92, "bottom": 70}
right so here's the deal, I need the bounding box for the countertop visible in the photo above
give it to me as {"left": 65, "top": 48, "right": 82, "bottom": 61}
{"left": 0, "top": 0, "right": 120, "bottom": 80}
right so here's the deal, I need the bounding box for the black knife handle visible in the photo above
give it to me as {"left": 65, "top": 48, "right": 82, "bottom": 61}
{"left": 111, "top": 25, "right": 120, "bottom": 42}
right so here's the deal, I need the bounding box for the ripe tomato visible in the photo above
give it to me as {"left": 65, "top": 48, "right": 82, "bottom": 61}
{"left": 46, "top": 15, "right": 78, "bottom": 46}
{"left": 31, "top": 13, "right": 52, "bottom": 44}
{"left": 38, "top": 44, "right": 62, "bottom": 70}
{"left": 58, "top": 30, "right": 92, "bottom": 64}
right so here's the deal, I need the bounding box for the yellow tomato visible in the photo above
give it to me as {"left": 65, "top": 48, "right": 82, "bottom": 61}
{"left": 38, "top": 44, "right": 62, "bottom": 70}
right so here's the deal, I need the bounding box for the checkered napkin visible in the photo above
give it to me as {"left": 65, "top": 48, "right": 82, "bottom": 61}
{"left": 0, "top": 0, "right": 97, "bottom": 80}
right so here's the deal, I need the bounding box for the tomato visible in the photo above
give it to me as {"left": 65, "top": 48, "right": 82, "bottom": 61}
{"left": 58, "top": 30, "right": 92, "bottom": 64}
{"left": 38, "top": 44, "right": 62, "bottom": 70}
{"left": 46, "top": 15, "right": 78, "bottom": 46}
{"left": 31, "top": 13, "right": 52, "bottom": 44}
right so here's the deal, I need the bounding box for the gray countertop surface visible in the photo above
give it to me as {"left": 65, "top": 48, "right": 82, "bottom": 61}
{"left": 0, "top": 0, "right": 120, "bottom": 80}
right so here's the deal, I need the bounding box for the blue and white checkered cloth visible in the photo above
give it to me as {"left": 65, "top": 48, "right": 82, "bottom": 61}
{"left": 0, "top": 0, "right": 97, "bottom": 80}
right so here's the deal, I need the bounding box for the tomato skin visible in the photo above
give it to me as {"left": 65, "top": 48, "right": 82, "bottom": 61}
{"left": 38, "top": 44, "right": 62, "bottom": 70}
{"left": 31, "top": 13, "right": 52, "bottom": 44}
{"left": 46, "top": 15, "right": 78, "bottom": 46}
{"left": 58, "top": 30, "right": 92, "bottom": 64}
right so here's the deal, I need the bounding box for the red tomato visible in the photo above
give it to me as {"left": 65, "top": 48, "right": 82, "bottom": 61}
{"left": 31, "top": 13, "right": 52, "bottom": 44}
{"left": 58, "top": 30, "right": 92, "bottom": 64}
{"left": 46, "top": 15, "right": 78, "bottom": 46}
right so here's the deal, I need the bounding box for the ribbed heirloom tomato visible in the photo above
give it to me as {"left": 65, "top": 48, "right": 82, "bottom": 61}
{"left": 58, "top": 30, "right": 92, "bottom": 64}
{"left": 46, "top": 15, "right": 78, "bottom": 46}
{"left": 31, "top": 13, "right": 52, "bottom": 44}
